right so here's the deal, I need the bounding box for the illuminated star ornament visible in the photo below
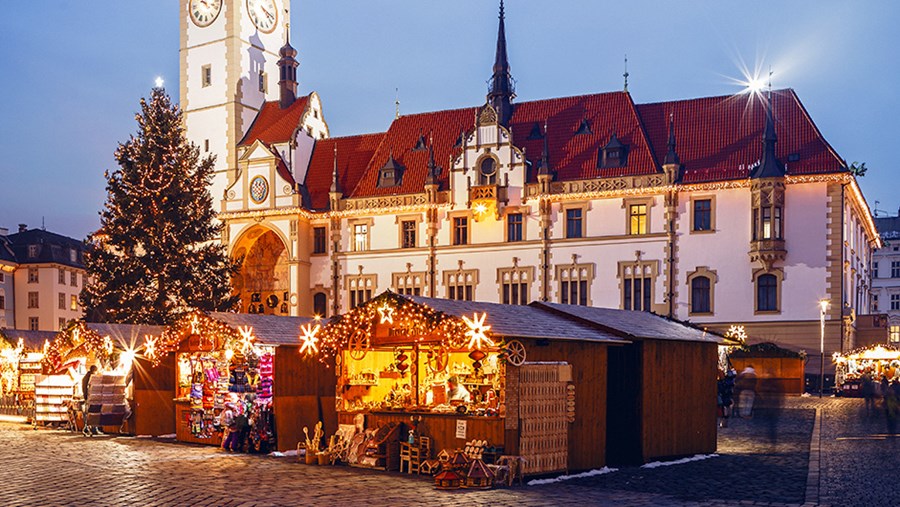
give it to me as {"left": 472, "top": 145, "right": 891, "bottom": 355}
{"left": 238, "top": 326, "right": 256, "bottom": 353}
{"left": 377, "top": 303, "right": 395, "bottom": 325}
{"left": 190, "top": 315, "right": 201, "bottom": 335}
{"left": 103, "top": 336, "right": 114, "bottom": 356}
{"left": 299, "top": 323, "right": 321, "bottom": 356}
{"left": 462, "top": 312, "right": 494, "bottom": 350}
{"left": 155, "top": 76, "right": 165, "bottom": 88}
{"left": 143, "top": 335, "right": 157, "bottom": 360}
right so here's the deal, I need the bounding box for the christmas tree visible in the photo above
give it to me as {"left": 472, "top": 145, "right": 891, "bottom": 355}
{"left": 81, "top": 86, "right": 239, "bottom": 324}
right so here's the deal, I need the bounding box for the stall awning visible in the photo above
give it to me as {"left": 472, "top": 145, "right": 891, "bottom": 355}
{"left": 0, "top": 329, "right": 56, "bottom": 351}
{"left": 406, "top": 296, "right": 628, "bottom": 344}
{"left": 209, "top": 312, "right": 314, "bottom": 347}
{"left": 530, "top": 302, "right": 724, "bottom": 344}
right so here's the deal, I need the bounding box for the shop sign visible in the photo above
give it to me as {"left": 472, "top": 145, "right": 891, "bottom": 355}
{"left": 455, "top": 419, "right": 467, "bottom": 439}
{"left": 184, "top": 334, "right": 216, "bottom": 352}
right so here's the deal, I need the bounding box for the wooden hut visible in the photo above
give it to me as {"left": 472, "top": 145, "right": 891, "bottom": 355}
{"left": 150, "top": 312, "right": 334, "bottom": 450}
{"left": 531, "top": 302, "right": 723, "bottom": 465}
{"left": 729, "top": 342, "right": 805, "bottom": 395}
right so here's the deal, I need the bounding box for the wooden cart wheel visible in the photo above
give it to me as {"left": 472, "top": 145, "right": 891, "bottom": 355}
{"left": 505, "top": 340, "right": 526, "bottom": 366}
{"left": 426, "top": 346, "right": 449, "bottom": 373}
{"left": 348, "top": 332, "right": 370, "bottom": 360}
{"left": 447, "top": 331, "right": 468, "bottom": 350}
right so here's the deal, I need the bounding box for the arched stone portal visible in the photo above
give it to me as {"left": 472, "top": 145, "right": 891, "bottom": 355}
{"left": 231, "top": 227, "right": 290, "bottom": 315}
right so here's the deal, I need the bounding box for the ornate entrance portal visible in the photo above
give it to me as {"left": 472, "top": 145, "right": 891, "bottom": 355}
{"left": 231, "top": 227, "right": 290, "bottom": 315}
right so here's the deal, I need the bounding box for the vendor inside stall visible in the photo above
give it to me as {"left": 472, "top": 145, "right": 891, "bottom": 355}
{"left": 835, "top": 344, "right": 900, "bottom": 396}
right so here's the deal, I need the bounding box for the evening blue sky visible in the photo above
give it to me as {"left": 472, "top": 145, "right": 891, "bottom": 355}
{"left": 1, "top": 1, "right": 898, "bottom": 239}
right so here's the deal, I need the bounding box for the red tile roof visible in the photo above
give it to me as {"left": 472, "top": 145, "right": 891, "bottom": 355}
{"left": 305, "top": 133, "right": 385, "bottom": 210}
{"left": 637, "top": 89, "right": 845, "bottom": 183}
{"left": 239, "top": 96, "right": 310, "bottom": 147}
{"left": 347, "top": 107, "right": 478, "bottom": 199}
{"left": 509, "top": 91, "right": 658, "bottom": 181}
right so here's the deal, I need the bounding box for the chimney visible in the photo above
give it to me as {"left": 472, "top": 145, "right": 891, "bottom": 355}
{"left": 18, "top": 224, "right": 27, "bottom": 233}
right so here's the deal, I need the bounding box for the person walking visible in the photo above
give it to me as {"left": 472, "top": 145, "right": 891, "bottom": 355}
{"left": 861, "top": 370, "right": 876, "bottom": 417}
{"left": 735, "top": 364, "right": 758, "bottom": 418}
{"left": 221, "top": 403, "right": 239, "bottom": 452}
{"left": 717, "top": 368, "right": 736, "bottom": 428}
{"left": 884, "top": 381, "right": 899, "bottom": 435}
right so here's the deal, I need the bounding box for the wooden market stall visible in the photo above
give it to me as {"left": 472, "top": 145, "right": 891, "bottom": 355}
{"left": 147, "top": 312, "right": 334, "bottom": 451}
{"left": 43, "top": 322, "right": 163, "bottom": 433}
{"left": 834, "top": 344, "right": 900, "bottom": 397}
{"left": 729, "top": 342, "right": 805, "bottom": 395}
{"left": 317, "top": 292, "right": 628, "bottom": 476}
{"left": 0, "top": 329, "right": 53, "bottom": 419}
{"left": 531, "top": 302, "right": 724, "bottom": 466}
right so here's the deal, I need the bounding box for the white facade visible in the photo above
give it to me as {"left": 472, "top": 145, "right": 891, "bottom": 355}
{"left": 872, "top": 215, "right": 900, "bottom": 344}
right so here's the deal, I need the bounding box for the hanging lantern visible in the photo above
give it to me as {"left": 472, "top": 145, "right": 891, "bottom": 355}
{"left": 469, "top": 349, "right": 486, "bottom": 373}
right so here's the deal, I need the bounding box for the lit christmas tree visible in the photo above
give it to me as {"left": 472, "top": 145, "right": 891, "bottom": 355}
{"left": 81, "top": 86, "right": 239, "bottom": 324}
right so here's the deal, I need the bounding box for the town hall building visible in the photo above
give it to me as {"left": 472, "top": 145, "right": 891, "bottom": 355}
{"left": 178, "top": 0, "right": 880, "bottom": 366}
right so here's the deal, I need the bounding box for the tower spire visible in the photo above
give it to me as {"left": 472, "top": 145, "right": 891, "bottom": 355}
{"left": 664, "top": 113, "right": 679, "bottom": 165}
{"left": 751, "top": 86, "right": 785, "bottom": 178}
{"left": 537, "top": 121, "right": 551, "bottom": 176}
{"left": 425, "top": 132, "right": 438, "bottom": 185}
{"left": 330, "top": 144, "right": 341, "bottom": 193}
{"left": 394, "top": 87, "right": 401, "bottom": 119}
{"left": 487, "top": 0, "right": 515, "bottom": 126}
{"left": 623, "top": 54, "right": 629, "bottom": 92}
{"left": 277, "top": 22, "right": 299, "bottom": 109}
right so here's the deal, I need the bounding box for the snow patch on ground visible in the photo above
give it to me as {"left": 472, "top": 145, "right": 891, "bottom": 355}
{"left": 135, "top": 435, "right": 153, "bottom": 439}
{"left": 157, "top": 434, "right": 177, "bottom": 439}
{"left": 641, "top": 453, "right": 718, "bottom": 469}
{"left": 270, "top": 450, "right": 298, "bottom": 457}
{"left": 527, "top": 466, "right": 618, "bottom": 486}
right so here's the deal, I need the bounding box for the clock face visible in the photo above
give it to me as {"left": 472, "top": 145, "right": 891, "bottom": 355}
{"left": 247, "top": 0, "right": 278, "bottom": 33}
{"left": 189, "top": 0, "right": 222, "bottom": 27}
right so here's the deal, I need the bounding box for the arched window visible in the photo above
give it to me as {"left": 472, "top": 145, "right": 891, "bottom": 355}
{"left": 313, "top": 292, "right": 327, "bottom": 318}
{"left": 757, "top": 274, "right": 778, "bottom": 312}
{"left": 690, "top": 276, "right": 711, "bottom": 314}
{"left": 479, "top": 158, "right": 497, "bottom": 185}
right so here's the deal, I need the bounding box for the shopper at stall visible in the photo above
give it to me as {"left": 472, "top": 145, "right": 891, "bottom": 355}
{"left": 447, "top": 377, "right": 471, "bottom": 404}
{"left": 221, "top": 403, "right": 239, "bottom": 452}
{"left": 861, "top": 370, "right": 876, "bottom": 417}
{"left": 735, "top": 364, "right": 758, "bottom": 418}
{"left": 884, "top": 382, "right": 899, "bottom": 435}
{"left": 717, "top": 368, "right": 735, "bottom": 428}
{"left": 81, "top": 365, "right": 97, "bottom": 401}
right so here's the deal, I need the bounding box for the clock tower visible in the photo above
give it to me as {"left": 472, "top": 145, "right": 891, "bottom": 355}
{"left": 179, "top": 0, "right": 291, "bottom": 208}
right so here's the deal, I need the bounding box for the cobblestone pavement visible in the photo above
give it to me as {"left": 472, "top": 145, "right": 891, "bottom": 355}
{"left": 0, "top": 397, "right": 881, "bottom": 506}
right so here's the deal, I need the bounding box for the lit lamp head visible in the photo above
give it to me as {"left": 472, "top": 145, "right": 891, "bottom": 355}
{"left": 819, "top": 299, "right": 830, "bottom": 313}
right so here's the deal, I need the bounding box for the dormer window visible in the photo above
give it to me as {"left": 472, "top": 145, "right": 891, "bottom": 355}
{"left": 412, "top": 134, "right": 427, "bottom": 151}
{"left": 28, "top": 245, "right": 39, "bottom": 258}
{"left": 377, "top": 155, "right": 404, "bottom": 188}
{"left": 575, "top": 119, "right": 592, "bottom": 136}
{"left": 527, "top": 122, "right": 544, "bottom": 140}
{"left": 479, "top": 157, "right": 498, "bottom": 185}
{"left": 599, "top": 134, "right": 628, "bottom": 168}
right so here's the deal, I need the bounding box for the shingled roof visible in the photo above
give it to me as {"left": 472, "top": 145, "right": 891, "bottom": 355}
{"left": 0, "top": 329, "right": 56, "bottom": 351}
{"left": 210, "top": 312, "right": 313, "bottom": 346}
{"left": 531, "top": 302, "right": 723, "bottom": 343}
{"left": 5, "top": 228, "right": 85, "bottom": 269}
{"left": 305, "top": 133, "right": 385, "bottom": 210}
{"left": 239, "top": 96, "right": 311, "bottom": 147}
{"left": 406, "top": 295, "right": 626, "bottom": 344}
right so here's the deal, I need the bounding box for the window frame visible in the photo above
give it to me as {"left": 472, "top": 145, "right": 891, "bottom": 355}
{"left": 443, "top": 269, "right": 479, "bottom": 301}
{"left": 890, "top": 325, "right": 900, "bottom": 343}
{"left": 312, "top": 292, "right": 328, "bottom": 318}
{"left": 346, "top": 274, "right": 377, "bottom": 308}
{"left": 70, "top": 271, "right": 78, "bottom": 287}
{"left": 29, "top": 317, "right": 39, "bottom": 331}
{"left": 686, "top": 266, "right": 717, "bottom": 316}
{"left": 348, "top": 218, "right": 374, "bottom": 252}
{"left": 27, "top": 268, "right": 38, "bottom": 283}
{"left": 690, "top": 195, "right": 716, "bottom": 233}
{"left": 312, "top": 226, "right": 328, "bottom": 255}
{"left": 58, "top": 269, "right": 66, "bottom": 285}
{"left": 452, "top": 216, "right": 469, "bottom": 246}
{"left": 395, "top": 214, "right": 423, "bottom": 249}
{"left": 58, "top": 292, "right": 66, "bottom": 310}
{"left": 618, "top": 260, "right": 659, "bottom": 312}
{"left": 753, "top": 269, "right": 783, "bottom": 314}
{"left": 555, "top": 262, "right": 595, "bottom": 306}
{"left": 27, "top": 291, "right": 39, "bottom": 309}
{"left": 202, "top": 64, "right": 212, "bottom": 87}
{"left": 392, "top": 271, "right": 427, "bottom": 296}
{"left": 497, "top": 266, "right": 534, "bottom": 305}
{"left": 623, "top": 197, "right": 654, "bottom": 236}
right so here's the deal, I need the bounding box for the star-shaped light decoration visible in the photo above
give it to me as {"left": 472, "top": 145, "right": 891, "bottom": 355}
{"left": 154, "top": 76, "right": 165, "bottom": 88}
{"left": 190, "top": 315, "right": 201, "bottom": 335}
{"left": 143, "top": 335, "right": 157, "bottom": 360}
{"left": 299, "top": 323, "right": 321, "bottom": 356}
{"left": 238, "top": 326, "right": 256, "bottom": 353}
{"left": 103, "top": 336, "right": 114, "bottom": 356}
{"left": 72, "top": 326, "right": 80, "bottom": 344}
{"left": 462, "top": 312, "right": 494, "bottom": 350}
{"left": 377, "top": 302, "right": 395, "bottom": 325}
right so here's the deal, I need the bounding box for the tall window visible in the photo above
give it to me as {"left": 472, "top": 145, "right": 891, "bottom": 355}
{"left": 557, "top": 264, "right": 593, "bottom": 306}
{"left": 28, "top": 268, "right": 38, "bottom": 283}
{"left": 565, "top": 209, "right": 583, "bottom": 239}
{"left": 507, "top": 213, "right": 523, "bottom": 242}
{"left": 29, "top": 317, "right": 38, "bottom": 331}
{"left": 393, "top": 272, "right": 426, "bottom": 296}
{"left": 892, "top": 261, "right": 900, "bottom": 278}
{"left": 401, "top": 220, "right": 417, "bottom": 249}
{"left": 891, "top": 294, "right": 900, "bottom": 311}
{"left": 756, "top": 206, "right": 784, "bottom": 241}
{"left": 352, "top": 223, "right": 369, "bottom": 252}
{"left": 874, "top": 262, "right": 879, "bottom": 279}
{"left": 757, "top": 274, "right": 778, "bottom": 312}
{"left": 891, "top": 325, "right": 900, "bottom": 343}
{"left": 620, "top": 262, "right": 656, "bottom": 312}
{"left": 347, "top": 275, "right": 375, "bottom": 308}
{"left": 28, "top": 292, "right": 39, "bottom": 309}
{"left": 313, "top": 227, "right": 327, "bottom": 254}
{"left": 873, "top": 294, "right": 879, "bottom": 312}
{"left": 202, "top": 65, "right": 212, "bottom": 87}
{"left": 629, "top": 204, "right": 648, "bottom": 235}
{"left": 0, "top": 272, "right": 4, "bottom": 283}
{"left": 499, "top": 267, "right": 532, "bottom": 305}
{"left": 690, "top": 276, "right": 712, "bottom": 314}
{"left": 0, "top": 295, "right": 5, "bottom": 310}
{"left": 479, "top": 158, "right": 497, "bottom": 185}
{"left": 258, "top": 71, "right": 267, "bottom": 93}
{"left": 693, "top": 199, "right": 712, "bottom": 232}
{"left": 445, "top": 270, "right": 477, "bottom": 301}
{"left": 58, "top": 293, "right": 66, "bottom": 310}
{"left": 70, "top": 272, "right": 78, "bottom": 287}
{"left": 58, "top": 269, "right": 65, "bottom": 284}
{"left": 59, "top": 318, "right": 66, "bottom": 331}
{"left": 313, "top": 292, "right": 328, "bottom": 318}
{"left": 453, "top": 217, "right": 469, "bottom": 246}
{"left": 70, "top": 295, "right": 78, "bottom": 311}
{"left": 28, "top": 245, "right": 38, "bottom": 258}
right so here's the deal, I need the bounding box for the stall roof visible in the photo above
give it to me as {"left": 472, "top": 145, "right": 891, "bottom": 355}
{"left": 406, "top": 296, "right": 628, "bottom": 344}
{"left": 82, "top": 323, "right": 164, "bottom": 349}
{"left": 0, "top": 329, "right": 56, "bottom": 351}
{"left": 209, "top": 312, "right": 314, "bottom": 346}
{"left": 531, "top": 302, "right": 724, "bottom": 344}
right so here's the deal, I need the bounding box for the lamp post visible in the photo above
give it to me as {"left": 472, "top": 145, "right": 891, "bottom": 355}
{"left": 819, "top": 299, "right": 829, "bottom": 398}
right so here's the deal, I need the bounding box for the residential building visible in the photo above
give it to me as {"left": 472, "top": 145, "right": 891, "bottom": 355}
{"left": 872, "top": 213, "right": 900, "bottom": 344}
{"left": 0, "top": 225, "right": 86, "bottom": 331}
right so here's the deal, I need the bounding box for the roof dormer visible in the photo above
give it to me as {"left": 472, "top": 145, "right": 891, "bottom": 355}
{"left": 377, "top": 152, "right": 404, "bottom": 188}
{"left": 599, "top": 133, "right": 628, "bottom": 168}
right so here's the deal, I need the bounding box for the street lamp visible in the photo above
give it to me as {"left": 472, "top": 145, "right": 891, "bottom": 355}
{"left": 819, "top": 299, "right": 829, "bottom": 398}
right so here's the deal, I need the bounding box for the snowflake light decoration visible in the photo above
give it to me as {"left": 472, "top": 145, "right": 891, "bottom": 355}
{"left": 238, "top": 326, "right": 256, "bottom": 353}
{"left": 143, "top": 335, "right": 157, "bottom": 360}
{"left": 299, "top": 323, "right": 321, "bottom": 356}
{"left": 724, "top": 325, "right": 748, "bottom": 344}
{"left": 377, "top": 303, "right": 395, "bottom": 325}
{"left": 462, "top": 312, "right": 494, "bottom": 350}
